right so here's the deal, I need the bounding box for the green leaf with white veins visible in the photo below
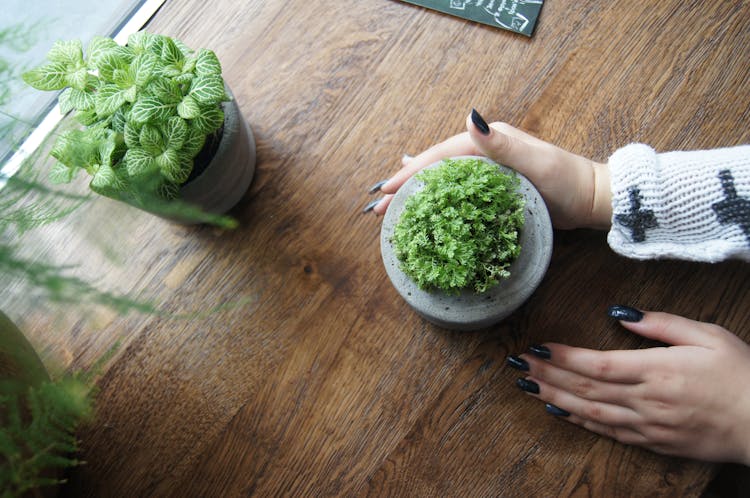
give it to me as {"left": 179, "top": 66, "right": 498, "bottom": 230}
{"left": 91, "top": 162, "right": 127, "bottom": 196}
{"left": 131, "top": 96, "right": 176, "bottom": 124}
{"left": 96, "top": 51, "right": 127, "bottom": 81}
{"left": 49, "top": 162, "right": 77, "bottom": 184}
{"left": 161, "top": 37, "right": 184, "bottom": 65}
{"left": 148, "top": 78, "right": 182, "bottom": 104}
{"left": 195, "top": 49, "right": 222, "bottom": 76}
{"left": 95, "top": 84, "right": 127, "bottom": 116}
{"left": 48, "top": 40, "right": 84, "bottom": 66}
{"left": 191, "top": 105, "right": 224, "bottom": 135}
{"left": 123, "top": 122, "right": 141, "bottom": 148}
{"left": 177, "top": 95, "right": 200, "bottom": 119}
{"left": 157, "top": 149, "right": 188, "bottom": 184}
{"left": 139, "top": 125, "right": 163, "bottom": 155}
{"left": 190, "top": 74, "right": 226, "bottom": 104}
{"left": 125, "top": 148, "right": 157, "bottom": 177}
{"left": 165, "top": 116, "right": 188, "bottom": 150}
{"left": 87, "top": 36, "right": 119, "bottom": 66}
{"left": 132, "top": 53, "right": 158, "bottom": 87}
{"left": 22, "top": 62, "right": 68, "bottom": 91}
{"left": 181, "top": 127, "right": 206, "bottom": 157}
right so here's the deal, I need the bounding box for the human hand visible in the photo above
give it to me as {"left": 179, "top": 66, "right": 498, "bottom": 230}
{"left": 366, "top": 110, "right": 612, "bottom": 230}
{"left": 507, "top": 306, "right": 750, "bottom": 464}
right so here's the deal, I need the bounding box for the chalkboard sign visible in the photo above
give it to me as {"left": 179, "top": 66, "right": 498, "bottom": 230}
{"left": 399, "top": 0, "right": 543, "bottom": 37}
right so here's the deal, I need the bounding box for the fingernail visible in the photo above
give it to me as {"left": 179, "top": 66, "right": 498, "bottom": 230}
{"left": 506, "top": 355, "right": 529, "bottom": 371}
{"left": 516, "top": 378, "right": 540, "bottom": 394}
{"left": 545, "top": 403, "right": 571, "bottom": 417}
{"left": 471, "top": 108, "right": 490, "bottom": 135}
{"left": 402, "top": 154, "right": 413, "bottom": 163}
{"left": 529, "top": 344, "right": 551, "bottom": 359}
{"left": 362, "top": 199, "right": 381, "bottom": 213}
{"left": 368, "top": 179, "right": 388, "bottom": 194}
{"left": 607, "top": 305, "right": 644, "bottom": 322}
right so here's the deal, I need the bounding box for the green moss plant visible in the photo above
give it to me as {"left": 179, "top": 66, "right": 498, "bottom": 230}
{"left": 22, "top": 31, "right": 228, "bottom": 203}
{"left": 391, "top": 157, "right": 525, "bottom": 294}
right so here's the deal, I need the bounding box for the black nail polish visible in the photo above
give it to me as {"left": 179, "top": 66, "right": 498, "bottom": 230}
{"left": 368, "top": 179, "right": 388, "bottom": 194}
{"left": 545, "top": 403, "right": 571, "bottom": 417}
{"left": 471, "top": 108, "right": 490, "bottom": 135}
{"left": 607, "top": 305, "right": 644, "bottom": 322}
{"left": 506, "top": 355, "right": 529, "bottom": 371}
{"left": 362, "top": 199, "right": 381, "bottom": 213}
{"left": 529, "top": 345, "right": 551, "bottom": 360}
{"left": 516, "top": 378, "right": 540, "bottom": 394}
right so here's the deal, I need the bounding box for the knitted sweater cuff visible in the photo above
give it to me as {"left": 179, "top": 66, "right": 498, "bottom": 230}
{"left": 607, "top": 143, "right": 750, "bottom": 262}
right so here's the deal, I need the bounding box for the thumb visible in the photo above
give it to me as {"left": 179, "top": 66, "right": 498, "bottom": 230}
{"left": 466, "top": 111, "right": 554, "bottom": 179}
{"left": 609, "top": 306, "right": 719, "bottom": 348}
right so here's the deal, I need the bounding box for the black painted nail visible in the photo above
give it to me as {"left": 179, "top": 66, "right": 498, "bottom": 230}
{"left": 368, "top": 179, "right": 388, "bottom": 194}
{"left": 506, "top": 355, "right": 529, "bottom": 371}
{"left": 362, "top": 199, "right": 381, "bottom": 213}
{"left": 545, "top": 403, "right": 571, "bottom": 417}
{"left": 607, "top": 305, "right": 644, "bottom": 322}
{"left": 516, "top": 378, "right": 540, "bottom": 394}
{"left": 529, "top": 345, "right": 551, "bottom": 360}
{"left": 471, "top": 108, "right": 490, "bottom": 135}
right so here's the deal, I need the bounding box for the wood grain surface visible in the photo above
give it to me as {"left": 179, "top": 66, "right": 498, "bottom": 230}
{"left": 5, "top": 0, "right": 750, "bottom": 496}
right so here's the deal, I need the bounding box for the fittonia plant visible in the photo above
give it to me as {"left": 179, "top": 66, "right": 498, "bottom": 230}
{"left": 23, "top": 32, "right": 228, "bottom": 201}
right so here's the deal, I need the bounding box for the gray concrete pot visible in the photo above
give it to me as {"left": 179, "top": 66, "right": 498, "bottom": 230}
{"left": 380, "top": 156, "right": 553, "bottom": 331}
{"left": 179, "top": 88, "right": 256, "bottom": 217}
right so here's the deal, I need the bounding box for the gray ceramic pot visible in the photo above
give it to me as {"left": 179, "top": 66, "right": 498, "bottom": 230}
{"left": 380, "top": 156, "right": 553, "bottom": 331}
{"left": 179, "top": 88, "right": 256, "bottom": 217}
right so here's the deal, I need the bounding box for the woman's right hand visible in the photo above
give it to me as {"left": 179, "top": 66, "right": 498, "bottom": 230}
{"left": 370, "top": 110, "right": 613, "bottom": 230}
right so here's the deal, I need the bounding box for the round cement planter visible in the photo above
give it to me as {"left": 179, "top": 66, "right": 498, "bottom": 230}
{"left": 381, "top": 156, "right": 553, "bottom": 331}
{"left": 178, "top": 88, "right": 257, "bottom": 218}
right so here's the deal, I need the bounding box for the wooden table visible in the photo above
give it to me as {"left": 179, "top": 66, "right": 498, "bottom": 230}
{"left": 6, "top": 0, "right": 750, "bottom": 496}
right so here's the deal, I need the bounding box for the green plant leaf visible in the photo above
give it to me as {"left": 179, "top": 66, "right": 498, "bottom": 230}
{"left": 132, "top": 52, "right": 158, "bottom": 87}
{"left": 161, "top": 37, "right": 184, "bottom": 65}
{"left": 112, "top": 68, "right": 135, "bottom": 89}
{"left": 190, "top": 105, "right": 224, "bottom": 135}
{"left": 60, "top": 87, "right": 95, "bottom": 113}
{"left": 111, "top": 105, "right": 129, "bottom": 133}
{"left": 50, "top": 130, "right": 98, "bottom": 172}
{"left": 66, "top": 67, "right": 89, "bottom": 91}
{"left": 195, "top": 49, "right": 222, "bottom": 76}
{"left": 139, "top": 124, "right": 163, "bottom": 155}
{"left": 48, "top": 40, "right": 84, "bottom": 66}
{"left": 181, "top": 127, "right": 206, "bottom": 157}
{"left": 147, "top": 78, "right": 182, "bottom": 104}
{"left": 90, "top": 162, "right": 127, "bottom": 195}
{"left": 123, "top": 121, "right": 141, "bottom": 148}
{"left": 130, "top": 97, "right": 177, "bottom": 124}
{"left": 189, "top": 74, "right": 226, "bottom": 104}
{"left": 174, "top": 39, "right": 193, "bottom": 57}
{"left": 127, "top": 31, "right": 154, "bottom": 54}
{"left": 164, "top": 116, "right": 188, "bottom": 149}
{"left": 95, "top": 51, "right": 127, "bottom": 82}
{"left": 49, "top": 162, "right": 77, "bottom": 184}
{"left": 177, "top": 95, "right": 200, "bottom": 119}
{"left": 75, "top": 109, "right": 98, "bottom": 126}
{"left": 86, "top": 36, "right": 119, "bottom": 66}
{"left": 22, "top": 62, "right": 68, "bottom": 91}
{"left": 124, "top": 148, "right": 157, "bottom": 177}
{"left": 156, "top": 149, "right": 188, "bottom": 184}
{"left": 95, "top": 84, "right": 127, "bottom": 116}
{"left": 174, "top": 72, "right": 193, "bottom": 86}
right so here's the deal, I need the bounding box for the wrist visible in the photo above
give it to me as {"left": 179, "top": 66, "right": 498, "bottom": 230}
{"left": 588, "top": 160, "right": 612, "bottom": 229}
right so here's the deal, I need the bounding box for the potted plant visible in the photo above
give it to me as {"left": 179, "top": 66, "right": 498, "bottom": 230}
{"left": 22, "top": 31, "right": 255, "bottom": 221}
{"left": 0, "top": 311, "right": 95, "bottom": 497}
{"left": 380, "top": 156, "right": 553, "bottom": 331}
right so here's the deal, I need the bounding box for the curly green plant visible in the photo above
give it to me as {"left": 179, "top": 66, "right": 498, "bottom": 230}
{"left": 22, "top": 32, "right": 228, "bottom": 201}
{"left": 391, "top": 157, "right": 525, "bottom": 294}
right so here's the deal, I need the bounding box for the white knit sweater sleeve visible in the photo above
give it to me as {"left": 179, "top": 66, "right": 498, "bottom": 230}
{"left": 607, "top": 143, "right": 750, "bottom": 262}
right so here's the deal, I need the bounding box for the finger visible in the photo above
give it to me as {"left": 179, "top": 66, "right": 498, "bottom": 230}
{"left": 465, "top": 114, "right": 562, "bottom": 179}
{"left": 520, "top": 354, "right": 639, "bottom": 407}
{"left": 380, "top": 132, "right": 479, "bottom": 194}
{"left": 526, "top": 375, "right": 642, "bottom": 427}
{"left": 560, "top": 412, "right": 649, "bottom": 446}
{"left": 371, "top": 194, "right": 393, "bottom": 216}
{"left": 541, "top": 343, "right": 647, "bottom": 383}
{"left": 612, "top": 308, "right": 721, "bottom": 348}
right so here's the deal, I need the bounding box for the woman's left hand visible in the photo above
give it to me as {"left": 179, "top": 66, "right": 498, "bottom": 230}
{"left": 509, "top": 306, "right": 750, "bottom": 464}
